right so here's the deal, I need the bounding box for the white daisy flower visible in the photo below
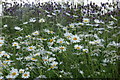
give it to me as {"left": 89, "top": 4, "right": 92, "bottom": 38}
{"left": 10, "top": 69, "right": 19, "bottom": 78}
{"left": 38, "top": 75, "right": 47, "bottom": 78}
{"left": 39, "top": 18, "right": 45, "bottom": 23}
{"left": 66, "top": 12, "right": 71, "bottom": 16}
{"left": 70, "top": 35, "right": 80, "bottom": 43}
{"left": 107, "top": 41, "right": 120, "bottom": 47}
{"left": 56, "top": 38, "right": 64, "bottom": 44}
{"left": 83, "top": 18, "right": 90, "bottom": 23}
{"left": 48, "top": 62, "right": 58, "bottom": 70}
{"left": 0, "top": 51, "right": 6, "bottom": 57}
{"left": 73, "top": 15, "right": 78, "bottom": 17}
{"left": 32, "top": 31, "right": 39, "bottom": 36}
{"left": 48, "top": 38, "right": 55, "bottom": 43}
{"left": 94, "top": 19, "right": 100, "bottom": 23}
{"left": 59, "top": 46, "right": 66, "bottom": 52}
{"left": 0, "top": 37, "right": 5, "bottom": 41}
{"left": 44, "top": 29, "right": 49, "bottom": 33}
{"left": 25, "top": 56, "right": 32, "bottom": 61}
{"left": 56, "top": 23, "right": 63, "bottom": 27}
{"left": 52, "top": 13, "right": 56, "bottom": 16}
{"left": 0, "top": 40, "right": 4, "bottom": 47}
{"left": 14, "top": 26, "right": 23, "bottom": 31}
{"left": 94, "top": 40, "right": 101, "bottom": 44}
{"left": 27, "top": 46, "right": 36, "bottom": 51}
{"left": 6, "top": 75, "right": 13, "bottom": 79}
{"left": 3, "top": 53, "right": 10, "bottom": 58}
{"left": 29, "top": 18, "right": 36, "bottom": 22}
{"left": 42, "top": 56, "right": 49, "bottom": 62}
{"left": 83, "top": 49, "right": 88, "bottom": 53}
{"left": 89, "top": 41, "right": 96, "bottom": 45}
{"left": 49, "top": 57, "right": 56, "bottom": 62}
{"left": 78, "top": 22, "right": 84, "bottom": 26}
{"left": 90, "top": 39, "right": 103, "bottom": 45}
{"left": 44, "top": 29, "right": 54, "bottom": 34}
{"left": 62, "top": 27, "right": 68, "bottom": 31}
{"left": 23, "top": 22, "right": 28, "bottom": 24}
{"left": 45, "top": 51, "right": 53, "bottom": 55}
{"left": 12, "top": 42, "right": 20, "bottom": 49}
{"left": 48, "top": 31, "right": 54, "bottom": 34}
{"left": 31, "top": 57, "right": 37, "bottom": 61}
{"left": 26, "top": 35, "right": 32, "bottom": 38}
{"left": 3, "top": 24, "right": 8, "bottom": 28}
{"left": 107, "top": 6, "right": 114, "bottom": 11}
{"left": 47, "top": 42, "right": 54, "bottom": 46}
{"left": 22, "top": 72, "right": 30, "bottom": 79}
{"left": 45, "top": 10, "right": 50, "bottom": 13}
{"left": 19, "top": 69, "right": 24, "bottom": 73}
{"left": 48, "top": 37, "right": 57, "bottom": 45}
{"left": 69, "top": 23, "right": 75, "bottom": 28}
{"left": 50, "top": 61, "right": 58, "bottom": 66}
{"left": 74, "top": 44, "right": 83, "bottom": 50}
{"left": 4, "top": 60, "right": 13, "bottom": 64}
{"left": 49, "top": 47, "right": 59, "bottom": 52}
{"left": 47, "top": 15, "right": 52, "bottom": 17}
{"left": 64, "top": 32, "right": 73, "bottom": 39}
{"left": 79, "top": 70, "right": 84, "bottom": 74}
{"left": 34, "top": 52, "right": 41, "bottom": 56}
{"left": 12, "top": 42, "right": 19, "bottom": 46}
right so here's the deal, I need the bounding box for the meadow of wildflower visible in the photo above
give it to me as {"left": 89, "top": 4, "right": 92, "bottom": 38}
{"left": 0, "top": 1, "right": 120, "bottom": 79}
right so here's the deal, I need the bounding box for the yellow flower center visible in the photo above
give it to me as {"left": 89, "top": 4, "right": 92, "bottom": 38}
{"left": 13, "top": 44, "right": 17, "bottom": 46}
{"left": 49, "top": 39, "right": 54, "bottom": 42}
{"left": 35, "top": 54, "right": 39, "bottom": 56}
{"left": 24, "top": 74, "right": 28, "bottom": 77}
{"left": 53, "top": 64, "right": 57, "bottom": 66}
{"left": 50, "top": 66, "right": 54, "bottom": 69}
{"left": 95, "top": 41, "right": 99, "bottom": 43}
{"left": 49, "top": 31, "right": 53, "bottom": 33}
{"left": 76, "top": 47, "right": 80, "bottom": 49}
{"left": 43, "top": 59, "right": 48, "bottom": 61}
{"left": 80, "top": 23, "right": 83, "bottom": 25}
{"left": 29, "top": 47, "right": 33, "bottom": 49}
{"left": 0, "top": 42, "right": 3, "bottom": 44}
{"left": 84, "top": 20, "right": 89, "bottom": 22}
{"left": 60, "top": 47, "right": 64, "bottom": 49}
{"left": 69, "top": 25, "right": 74, "bottom": 28}
{"left": 83, "top": 50, "right": 87, "bottom": 52}
{"left": 27, "top": 35, "right": 31, "bottom": 38}
{"left": 31, "top": 58, "right": 36, "bottom": 60}
{"left": 59, "top": 41, "right": 63, "bottom": 43}
{"left": 20, "top": 71, "right": 24, "bottom": 73}
{"left": 41, "top": 38, "right": 45, "bottom": 40}
{"left": 35, "top": 33, "right": 38, "bottom": 34}
{"left": 4, "top": 54, "right": 8, "bottom": 56}
{"left": 67, "top": 36, "right": 70, "bottom": 38}
{"left": 12, "top": 72, "right": 17, "bottom": 76}
{"left": 5, "top": 60, "right": 10, "bottom": 61}
{"left": 73, "top": 37, "right": 77, "bottom": 40}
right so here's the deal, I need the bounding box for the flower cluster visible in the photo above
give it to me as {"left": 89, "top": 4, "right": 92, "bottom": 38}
{"left": 0, "top": 0, "right": 119, "bottom": 79}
